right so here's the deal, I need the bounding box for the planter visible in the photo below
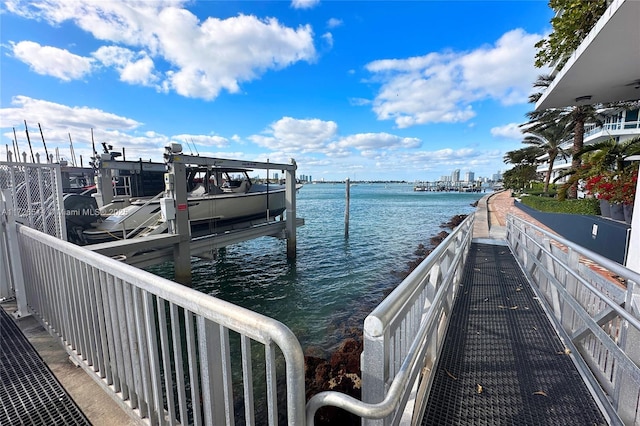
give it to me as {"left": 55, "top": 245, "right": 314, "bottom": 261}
{"left": 610, "top": 202, "right": 625, "bottom": 221}
{"left": 599, "top": 199, "right": 611, "bottom": 217}
{"left": 624, "top": 203, "right": 634, "bottom": 224}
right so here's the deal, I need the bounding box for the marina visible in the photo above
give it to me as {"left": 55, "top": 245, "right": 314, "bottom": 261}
{"left": 412, "top": 181, "right": 487, "bottom": 192}
{"left": 2, "top": 1, "right": 640, "bottom": 422}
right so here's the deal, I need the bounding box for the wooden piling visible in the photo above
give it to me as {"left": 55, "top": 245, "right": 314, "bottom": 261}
{"left": 345, "top": 178, "right": 350, "bottom": 239}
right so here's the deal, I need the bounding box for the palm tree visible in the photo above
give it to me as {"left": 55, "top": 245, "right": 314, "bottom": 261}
{"left": 575, "top": 136, "right": 640, "bottom": 173}
{"left": 503, "top": 146, "right": 543, "bottom": 166}
{"left": 502, "top": 146, "right": 543, "bottom": 191}
{"left": 521, "top": 122, "right": 571, "bottom": 193}
{"left": 526, "top": 75, "right": 600, "bottom": 198}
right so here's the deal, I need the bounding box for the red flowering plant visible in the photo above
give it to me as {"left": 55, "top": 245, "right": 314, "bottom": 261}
{"left": 585, "top": 165, "right": 638, "bottom": 205}
{"left": 619, "top": 165, "right": 638, "bottom": 205}
{"left": 585, "top": 172, "right": 614, "bottom": 201}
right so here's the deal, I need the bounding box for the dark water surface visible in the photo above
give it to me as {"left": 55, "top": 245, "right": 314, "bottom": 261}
{"left": 151, "top": 183, "right": 484, "bottom": 356}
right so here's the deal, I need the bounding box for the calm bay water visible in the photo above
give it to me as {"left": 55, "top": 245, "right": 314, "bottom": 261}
{"left": 152, "top": 183, "right": 484, "bottom": 356}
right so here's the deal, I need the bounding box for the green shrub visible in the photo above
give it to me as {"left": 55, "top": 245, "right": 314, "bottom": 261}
{"left": 519, "top": 196, "right": 599, "bottom": 215}
{"left": 523, "top": 190, "right": 557, "bottom": 197}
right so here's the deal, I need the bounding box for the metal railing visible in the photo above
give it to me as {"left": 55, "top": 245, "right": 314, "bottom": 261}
{"left": 306, "top": 213, "right": 475, "bottom": 425}
{"left": 0, "top": 161, "right": 66, "bottom": 239}
{"left": 15, "top": 223, "right": 306, "bottom": 425}
{"left": 506, "top": 213, "right": 640, "bottom": 425}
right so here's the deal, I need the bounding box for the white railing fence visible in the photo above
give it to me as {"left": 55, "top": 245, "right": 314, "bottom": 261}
{"left": 507, "top": 213, "right": 640, "bottom": 425}
{"left": 15, "top": 223, "right": 306, "bottom": 425}
{"left": 306, "top": 213, "right": 475, "bottom": 425}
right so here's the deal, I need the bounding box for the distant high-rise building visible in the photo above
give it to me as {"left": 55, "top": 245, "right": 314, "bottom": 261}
{"left": 452, "top": 169, "right": 460, "bottom": 182}
{"left": 465, "top": 171, "right": 475, "bottom": 182}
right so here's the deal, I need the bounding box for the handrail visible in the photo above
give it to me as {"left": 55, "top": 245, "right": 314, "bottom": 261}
{"left": 508, "top": 216, "right": 640, "bottom": 330}
{"left": 365, "top": 216, "right": 470, "bottom": 336}
{"left": 506, "top": 213, "right": 640, "bottom": 425}
{"left": 306, "top": 213, "right": 475, "bottom": 425}
{"left": 15, "top": 223, "right": 306, "bottom": 425}
{"left": 507, "top": 214, "right": 640, "bottom": 286}
{"left": 307, "top": 243, "right": 468, "bottom": 424}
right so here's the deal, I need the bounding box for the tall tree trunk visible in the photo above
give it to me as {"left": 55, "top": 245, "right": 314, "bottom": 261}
{"left": 545, "top": 152, "right": 557, "bottom": 193}
{"left": 569, "top": 107, "right": 586, "bottom": 199}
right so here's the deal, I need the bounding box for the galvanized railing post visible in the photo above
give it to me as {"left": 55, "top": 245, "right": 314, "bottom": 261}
{"left": 1, "top": 189, "right": 29, "bottom": 317}
{"left": 361, "top": 322, "right": 388, "bottom": 426}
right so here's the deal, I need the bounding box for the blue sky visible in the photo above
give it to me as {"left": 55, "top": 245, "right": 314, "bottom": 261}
{"left": 0, "top": 0, "right": 552, "bottom": 181}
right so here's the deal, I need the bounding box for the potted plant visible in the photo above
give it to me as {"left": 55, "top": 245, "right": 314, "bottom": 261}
{"left": 577, "top": 137, "right": 640, "bottom": 221}
{"left": 584, "top": 166, "right": 637, "bottom": 222}
{"left": 620, "top": 165, "right": 638, "bottom": 224}
{"left": 585, "top": 172, "right": 614, "bottom": 217}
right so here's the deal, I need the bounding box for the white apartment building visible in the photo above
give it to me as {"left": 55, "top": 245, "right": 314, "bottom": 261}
{"left": 535, "top": 107, "right": 640, "bottom": 183}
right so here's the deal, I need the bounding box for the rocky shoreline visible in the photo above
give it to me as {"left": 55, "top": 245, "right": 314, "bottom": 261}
{"left": 305, "top": 212, "right": 470, "bottom": 425}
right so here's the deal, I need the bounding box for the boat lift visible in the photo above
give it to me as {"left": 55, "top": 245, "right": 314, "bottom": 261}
{"left": 87, "top": 144, "right": 301, "bottom": 284}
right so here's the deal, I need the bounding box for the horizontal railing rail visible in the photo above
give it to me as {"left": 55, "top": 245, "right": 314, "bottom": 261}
{"left": 506, "top": 213, "right": 640, "bottom": 425}
{"left": 16, "top": 223, "right": 306, "bottom": 425}
{"left": 306, "top": 213, "right": 475, "bottom": 426}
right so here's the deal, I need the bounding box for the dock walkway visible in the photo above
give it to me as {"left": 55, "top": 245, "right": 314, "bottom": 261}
{"left": 0, "top": 307, "right": 91, "bottom": 426}
{"left": 421, "top": 242, "right": 607, "bottom": 425}
{"left": 0, "top": 301, "right": 137, "bottom": 426}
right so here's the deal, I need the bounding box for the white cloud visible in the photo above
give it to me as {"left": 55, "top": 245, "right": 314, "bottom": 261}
{"left": 327, "top": 18, "right": 343, "bottom": 29}
{"left": 349, "top": 97, "right": 371, "bottom": 106}
{"left": 249, "top": 117, "right": 422, "bottom": 160}
{"left": 6, "top": 0, "right": 316, "bottom": 100}
{"left": 330, "top": 133, "right": 421, "bottom": 154}
{"left": 0, "top": 96, "right": 140, "bottom": 131}
{"left": 459, "top": 29, "right": 542, "bottom": 106}
{"left": 322, "top": 32, "right": 334, "bottom": 49}
{"left": 250, "top": 117, "right": 338, "bottom": 152}
{"left": 11, "top": 41, "right": 94, "bottom": 81}
{"left": 93, "top": 46, "right": 158, "bottom": 86}
{"left": 4, "top": 0, "right": 182, "bottom": 50}
{"left": 291, "top": 0, "right": 320, "bottom": 10}
{"left": 172, "top": 134, "right": 229, "bottom": 148}
{"left": 491, "top": 123, "right": 525, "bottom": 139}
{"left": 0, "top": 96, "right": 236, "bottom": 163}
{"left": 159, "top": 13, "right": 316, "bottom": 99}
{"left": 365, "top": 29, "right": 543, "bottom": 128}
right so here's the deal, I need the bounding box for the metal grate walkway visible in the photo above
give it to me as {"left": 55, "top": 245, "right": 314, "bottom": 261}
{"left": 0, "top": 307, "right": 91, "bottom": 426}
{"left": 422, "top": 243, "right": 607, "bottom": 426}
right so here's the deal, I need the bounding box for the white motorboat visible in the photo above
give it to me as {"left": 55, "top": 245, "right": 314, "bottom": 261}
{"left": 77, "top": 168, "right": 291, "bottom": 244}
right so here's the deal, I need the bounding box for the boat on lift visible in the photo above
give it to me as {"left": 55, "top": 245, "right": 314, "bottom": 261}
{"left": 63, "top": 146, "right": 297, "bottom": 244}
{"left": 79, "top": 167, "right": 289, "bottom": 244}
